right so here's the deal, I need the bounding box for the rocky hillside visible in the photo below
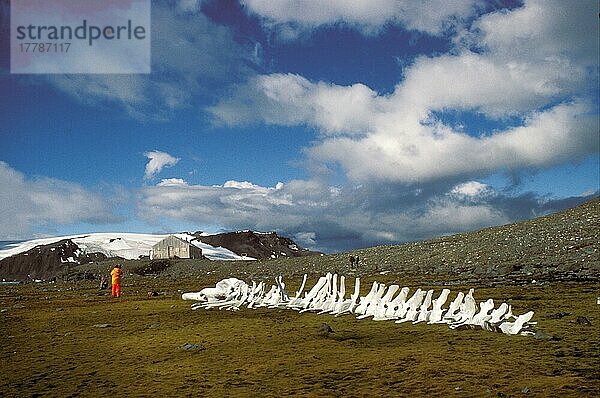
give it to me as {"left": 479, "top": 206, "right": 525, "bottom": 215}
{"left": 195, "top": 231, "right": 320, "bottom": 260}
{"left": 326, "top": 196, "right": 599, "bottom": 282}
{"left": 0, "top": 239, "right": 106, "bottom": 281}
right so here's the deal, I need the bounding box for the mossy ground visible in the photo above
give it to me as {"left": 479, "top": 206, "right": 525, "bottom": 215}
{"left": 1, "top": 275, "right": 598, "bottom": 397}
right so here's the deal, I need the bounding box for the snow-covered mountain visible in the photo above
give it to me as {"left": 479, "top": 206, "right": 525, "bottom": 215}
{"left": 0, "top": 232, "right": 248, "bottom": 262}
{"left": 0, "top": 231, "right": 321, "bottom": 281}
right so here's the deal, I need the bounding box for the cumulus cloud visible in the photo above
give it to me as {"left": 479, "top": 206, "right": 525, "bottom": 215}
{"left": 157, "top": 178, "right": 188, "bottom": 187}
{"left": 212, "top": 0, "right": 599, "bottom": 184}
{"left": 144, "top": 151, "right": 180, "bottom": 180}
{"left": 242, "top": 0, "right": 479, "bottom": 37}
{"left": 450, "top": 181, "right": 493, "bottom": 200}
{"left": 209, "top": 73, "right": 382, "bottom": 135}
{"left": 137, "top": 177, "right": 591, "bottom": 251}
{"left": 0, "top": 162, "right": 120, "bottom": 240}
{"left": 199, "top": 1, "right": 599, "bottom": 250}
{"left": 312, "top": 101, "right": 598, "bottom": 182}
{"left": 465, "top": 0, "right": 598, "bottom": 67}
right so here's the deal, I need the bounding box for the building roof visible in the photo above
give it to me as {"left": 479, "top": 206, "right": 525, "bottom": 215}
{"left": 151, "top": 234, "right": 192, "bottom": 248}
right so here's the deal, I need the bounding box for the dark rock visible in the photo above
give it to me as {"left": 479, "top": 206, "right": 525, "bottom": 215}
{"left": 179, "top": 343, "right": 205, "bottom": 351}
{"left": 194, "top": 231, "right": 321, "bottom": 260}
{"left": 575, "top": 316, "right": 592, "bottom": 326}
{"left": 63, "top": 271, "right": 101, "bottom": 282}
{"left": 533, "top": 330, "right": 561, "bottom": 341}
{"left": 544, "top": 312, "right": 571, "bottom": 319}
{"left": 317, "top": 323, "right": 334, "bottom": 336}
{"left": 131, "top": 260, "right": 171, "bottom": 276}
{"left": 534, "top": 330, "right": 561, "bottom": 341}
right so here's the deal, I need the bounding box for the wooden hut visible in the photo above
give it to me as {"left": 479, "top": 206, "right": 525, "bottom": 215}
{"left": 151, "top": 235, "right": 202, "bottom": 260}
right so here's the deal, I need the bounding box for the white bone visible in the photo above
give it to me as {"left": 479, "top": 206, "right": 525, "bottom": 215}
{"left": 413, "top": 289, "right": 434, "bottom": 324}
{"left": 183, "top": 275, "right": 535, "bottom": 337}
{"left": 499, "top": 311, "right": 535, "bottom": 335}
{"left": 428, "top": 289, "right": 451, "bottom": 324}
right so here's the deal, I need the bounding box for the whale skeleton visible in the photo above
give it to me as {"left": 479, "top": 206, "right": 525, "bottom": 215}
{"left": 183, "top": 273, "right": 536, "bottom": 336}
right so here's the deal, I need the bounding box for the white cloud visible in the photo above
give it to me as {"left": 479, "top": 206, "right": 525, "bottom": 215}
{"left": 144, "top": 151, "right": 180, "bottom": 180}
{"left": 157, "top": 178, "right": 188, "bottom": 187}
{"left": 418, "top": 200, "right": 508, "bottom": 236}
{"left": 467, "top": 0, "right": 598, "bottom": 67}
{"left": 212, "top": 0, "right": 599, "bottom": 184}
{"left": 450, "top": 181, "right": 492, "bottom": 199}
{"left": 223, "top": 180, "right": 282, "bottom": 190}
{"left": 202, "top": 0, "right": 598, "bottom": 251}
{"left": 294, "top": 231, "right": 317, "bottom": 247}
{"left": 0, "top": 162, "right": 119, "bottom": 240}
{"left": 242, "top": 0, "right": 479, "bottom": 37}
{"left": 138, "top": 177, "right": 572, "bottom": 251}
{"left": 311, "top": 100, "right": 598, "bottom": 182}
{"left": 209, "top": 73, "right": 382, "bottom": 135}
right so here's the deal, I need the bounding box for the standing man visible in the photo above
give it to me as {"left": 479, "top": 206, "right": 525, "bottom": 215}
{"left": 111, "top": 264, "right": 123, "bottom": 298}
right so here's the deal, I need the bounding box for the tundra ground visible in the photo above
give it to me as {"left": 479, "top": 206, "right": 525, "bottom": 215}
{"left": 1, "top": 275, "right": 598, "bottom": 397}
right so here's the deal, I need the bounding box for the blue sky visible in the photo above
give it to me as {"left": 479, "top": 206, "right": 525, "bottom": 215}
{"left": 0, "top": 0, "right": 598, "bottom": 252}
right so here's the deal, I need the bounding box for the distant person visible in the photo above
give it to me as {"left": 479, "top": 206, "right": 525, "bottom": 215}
{"left": 356, "top": 256, "right": 360, "bottom": 266}
{"left": 349, "top": 256, "right": 355, "bottom": 267}
{"left": 111, "top": 264, "right": 123, "bottom": 298}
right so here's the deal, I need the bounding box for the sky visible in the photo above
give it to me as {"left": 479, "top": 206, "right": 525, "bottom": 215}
{"left": 0, "top": 0, "right": 598, "bottom": 252}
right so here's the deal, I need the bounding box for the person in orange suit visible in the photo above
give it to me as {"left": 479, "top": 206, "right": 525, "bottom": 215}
{"left": 111, "top": 264, "right": 123, "bottom": 298}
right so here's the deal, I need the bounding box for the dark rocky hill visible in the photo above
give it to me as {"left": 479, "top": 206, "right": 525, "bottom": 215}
{"left": 0, "top": 239, "right": 106, "bottom": 281}
{"left": 194, "top": 231, "right": 320, "bottom": 260}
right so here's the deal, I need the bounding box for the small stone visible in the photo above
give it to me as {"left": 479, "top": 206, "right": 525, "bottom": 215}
{"left": 521, "top": 386, "right": 530, "bottom": 393}
{"left": 149, "top": 323, "right": 160, "bottom": 329}
{"left": 317, "top": 323, "right": 334, "bottom": 336}
{"left": 179, "top": 343, "right": 205, "bottom": 351}
{"left": 534, "top": 330, "right": 560, "bottom": 341}
{"left": 575, "top": 316, "right": 592, "bottom": 326}
{"left": 544, "top": 312, "right": 570, "bottom": 319}
{"left": 93, "top": 323, "right": 112, "bottom": 328}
